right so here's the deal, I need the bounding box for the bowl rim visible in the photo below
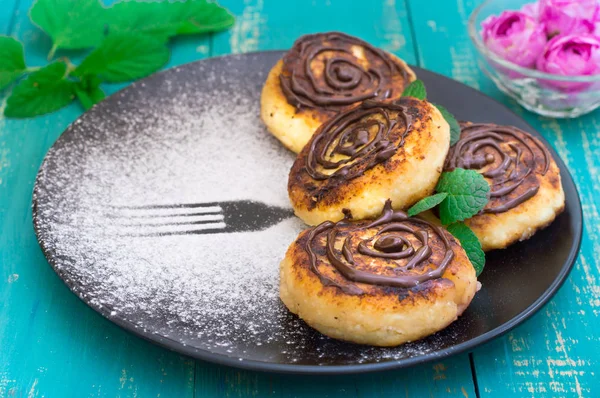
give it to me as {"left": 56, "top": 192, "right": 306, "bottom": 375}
{"left": 468, "top": 0, "right": 600, "bottom": 83}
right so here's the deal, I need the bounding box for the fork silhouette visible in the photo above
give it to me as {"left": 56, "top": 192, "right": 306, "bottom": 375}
{"left": 107, "top": 200, "right": 295, "bottom": 237}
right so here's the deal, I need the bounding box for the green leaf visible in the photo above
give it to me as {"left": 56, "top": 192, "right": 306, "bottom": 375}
{"left": 407, "top": 193, "right": 448, "bottom": 217}
{"left": 75, "top": 85, "right": 105, "bottom": 110}
{"left": 436, "top": 168, "right": 490, "bottom": 225}
{"left": 435, "top": 104, "right": 460, "bottom": 146}
{"left": 29, "top": 0, "right": 107, "bottom": 54}
{"left": 402, "top": 79, "right": 426, "bottom": 100}
{"left": 74, "top": 33, "right": 169, "bottom": 83}
{"left": 0, "top": 36, "right": 27, "bottom": 90}
{"left": 447, "top": 222, "right": 485, "bottom": 276}
{"left": 5, "top": 62, "right": 75, "bottom": 118}
{"left": 75, "top": 76, "right": 105, "bottom": 110}
{"left": 105, "top": 0, "right": 235, "bottom": 41}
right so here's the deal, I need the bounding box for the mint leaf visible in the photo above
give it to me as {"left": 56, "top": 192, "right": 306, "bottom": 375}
{"left": 435, "top": 103, "right": 460, "bottom": 146}
{"left": 436, "top": 168, "right": 490, "bottom": 225}
{"left": 29, "top": 0, "right": 107, "bottom": 55}
{"left": 447, "top": 222, "right": 485, "bottom": 276}
{"left": 74, "top": 33, "right": 169, "bottom": 83}
{"left": 173, "top": 0, "right": 235, "bottom": 35}
{"left": 105, "top": 0, "right": 235, "bottom": 41}
{"left": 0, "top": 36, "right": 27, "bottom": 90}
{"left": 402, "top": 79, "right": 426, "bottom": 100}
{"left": 75, "top": 85, "right": 105, "bottom": 110}
{"left": 5, "top": 62, "right": 75, "bottom": 118}
{"left": 407, "top": 193, "right": 448, "bottom": 217}
{"left": 75, "top": 76, "right": 105, "bottom": 110}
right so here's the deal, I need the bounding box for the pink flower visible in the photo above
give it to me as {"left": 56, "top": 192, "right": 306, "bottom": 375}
{"left": 539, "top": 0, "right": 598, "bottom": 36}
{"left": 595, "top": 18, "right": 600, "bottom": 35}
{"left": 521, "top": 2, "right": 541, "bottom": 19}
{"left": 482, "top": 11, "right": 547, "bottom": 68}
{"left": 536, "top": 34, "right": 600, "bottom": 91}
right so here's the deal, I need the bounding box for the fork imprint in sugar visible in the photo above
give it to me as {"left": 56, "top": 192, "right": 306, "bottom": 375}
{"left": 108, "top": 200, "right": 294, "bottom": 237}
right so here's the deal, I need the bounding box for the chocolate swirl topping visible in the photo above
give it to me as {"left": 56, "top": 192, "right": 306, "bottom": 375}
{"left": 305, "top": 201, "right": 455, "bottom": 294}
{"left": 279, "top": 32, "right": 411, "bottom": 111}
{"left": 306, "top": 100, "right": 412, "bottom": 182}
{"left": 446, "top": 123, "right": 551, "bottom": 214}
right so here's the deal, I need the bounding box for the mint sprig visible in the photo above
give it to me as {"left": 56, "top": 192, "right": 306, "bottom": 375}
{"left": 408, "top": 192, "right": 448, "bottom": 217}
{"left": 30, "top": 0, "right": 107, "bottom": 58}
{"left": 402, "top": 79, "right": 427, "bottom": 100}
{"left": 74, "top": 33, "right": 170, "bottom": 83}
{"left": 407, "top": 168, "right": 490, "bottom": 223}
{"left": 5, "top": 62, "right": 76, "bottom": 118}
{"left": 407, "top": 168, "right": 490, "bottom": 275}
{"left": 1, "top": 0, "right": 235, "bottom": 118}
{"left": 105, "top": 0, "right": 235, "bottom": 41}
{"left": 436, "top": 168, "right": 490, "bottom": 225}
{"left": 446, "top": 222, "right": 485, "bottom": 276}
{"left": 74, "top": 76, "right": 105, "bottom": 111}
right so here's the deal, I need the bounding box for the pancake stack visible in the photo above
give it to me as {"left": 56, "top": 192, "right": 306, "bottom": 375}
{"left": 260, "top": 32, "right": 565, "bottom": 347}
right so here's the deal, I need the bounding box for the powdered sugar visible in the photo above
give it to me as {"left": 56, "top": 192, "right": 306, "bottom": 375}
{"left": 34, "top": 53, "right": 458, "bottom": 366}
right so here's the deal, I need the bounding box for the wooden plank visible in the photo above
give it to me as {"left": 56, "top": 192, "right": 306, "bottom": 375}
{"left": 196, "top": 1, "right": 476, "bottom": 396}
{"left": 0, "top": 0, "right": 18, "bottom": 34}
{"left": 211, "top": 0, "right": 417, "bottom": 65}
{"left": 0, "top": 1, "right": 211, "bottom": 396}
{"left": 408, "top": 0, "right": 600, "bottom": 396}
{"left": 195, "top": 354, "right": 476, "bottom": 397}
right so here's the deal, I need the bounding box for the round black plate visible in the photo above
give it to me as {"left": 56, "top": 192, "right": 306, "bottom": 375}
{"left": 33, "top": 51, "right": 582, "bottom": 374}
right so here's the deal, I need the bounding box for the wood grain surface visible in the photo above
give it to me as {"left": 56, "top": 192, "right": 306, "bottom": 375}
{"left": 0, "top": 0, "right": 596, "bottom": 396}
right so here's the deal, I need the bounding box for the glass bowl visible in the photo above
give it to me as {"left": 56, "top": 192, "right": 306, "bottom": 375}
{"left": 468, "top": 0, "right": 600, "bottom": 118}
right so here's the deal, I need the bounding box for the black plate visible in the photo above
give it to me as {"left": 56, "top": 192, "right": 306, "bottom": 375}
{"left": 33, "top": 51, "right": 582, "bottom": 374}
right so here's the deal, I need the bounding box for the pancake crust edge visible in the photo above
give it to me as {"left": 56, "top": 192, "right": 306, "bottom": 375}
{"left": 261, "top": 32, "right": 416, "bottom": 153}
{"left": 279, "top": 203, "right": 478, "bottom": 346}
{"left": 288, "top": 97, "right": 450, "bottom": 225}
{"left": 446, "top": 122, "right": 565, "bottom": 251}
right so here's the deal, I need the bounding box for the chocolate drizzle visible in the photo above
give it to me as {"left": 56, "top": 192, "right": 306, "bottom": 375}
{"left": 446, "top": 123, "right": 551, "bottom": 214}
{"left": 279, "top": 32, "right": 411, "bottom": 111}
{"left": 305, "top": 201, "right": 455, "bottom": 295}
{"left": 306, "top": 100, "right": 412, "bottom": 182}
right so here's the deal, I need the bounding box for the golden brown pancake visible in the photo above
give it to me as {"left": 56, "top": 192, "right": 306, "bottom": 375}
{"left": 445, "top": 122, "right": 565, "bottom": 251}
{"left": 288, "top": 97, "right": 450, "bottom": 225}
{"left": 261, "top": 32, "right": 416, "bottom": 153}
{"left": 280, "top": 201, "right": 478, "bottom": 347}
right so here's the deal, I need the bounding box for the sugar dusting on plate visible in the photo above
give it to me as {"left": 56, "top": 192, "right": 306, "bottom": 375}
{"left": 34, "top": 54, "right": 458, "bottom": 366}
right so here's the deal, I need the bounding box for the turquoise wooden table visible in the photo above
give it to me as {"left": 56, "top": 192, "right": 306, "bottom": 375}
{"left": 1, "top": 0, "right": 599, "bottom": 396}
